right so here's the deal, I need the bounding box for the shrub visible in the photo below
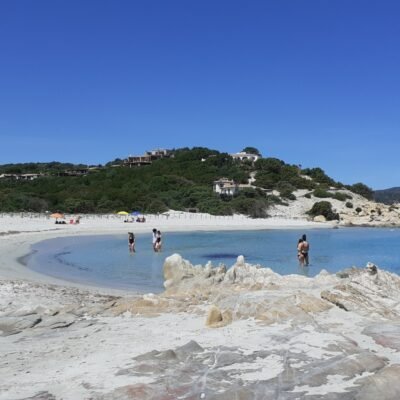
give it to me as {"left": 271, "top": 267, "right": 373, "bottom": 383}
{"left": 302, "top": 167, "right": 337, "bottom": 186}
{"left": 346, "top": 183, "right": 374, "bottom": 200}
{"left": 230, "top": 197, "right": 268, "bottom": 218}
{"left": 333, "top": 192, "right": 347, "bottom": 201}
{"left": 307, "top": 201, "right": 339, "bottom": 221}
{"left": 265, "top": 195, "right": 284, "bottom": 205}
{"left": 313, "top": 188, "right": 330, "bottom": 198}
{"left": 345, "top": 202, "right": 353, "bottom": 208}
{"left": 305, "top": 193, "right": 312, "bottom": 199}
{"left": 146, "top": 199, "right": 168, "bottom": 213}
{"left": 280, "top": 191, "right": 296, "bottom": 200}
{"left": 355, "top": 207, "right": 362, "bottom": 213}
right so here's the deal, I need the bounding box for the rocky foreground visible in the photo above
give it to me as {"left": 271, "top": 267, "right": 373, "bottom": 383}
{"left": 1, "top": 256, "right": 400, "bottom": 399}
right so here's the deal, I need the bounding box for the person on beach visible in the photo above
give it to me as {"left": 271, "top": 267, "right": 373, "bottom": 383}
{"left": 297, "top": 238, "right": 305, "bottom": 266}
{"left": 128, "top": 232, "right": 135, "bottom": 253}
{"left": 152, "top": 228, "right": 157, "bottom": 251}
{"left": 300, "top": 234, "right": 310, "bottom": 266}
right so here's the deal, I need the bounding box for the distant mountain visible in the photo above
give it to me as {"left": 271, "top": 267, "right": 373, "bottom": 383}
{"left": 374, "top": 187, "right": 400, "bottom": 204}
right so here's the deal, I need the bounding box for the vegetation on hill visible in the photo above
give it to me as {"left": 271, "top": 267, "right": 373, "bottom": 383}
{"left": 0, "top": 147, "right": 372, "bottom": 217}
{"left": 0, "top": 162, "right": 92, "bottom": 174}
{"left": 241, "top": 146, "right": 262, "bottom": 156}
{"left": 345, "top": 183, "right": 374, "bottom": 200}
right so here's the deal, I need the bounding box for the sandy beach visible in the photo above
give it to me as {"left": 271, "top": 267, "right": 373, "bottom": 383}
{"left": 1, "top": 214, "right": 400, "bottom": 400}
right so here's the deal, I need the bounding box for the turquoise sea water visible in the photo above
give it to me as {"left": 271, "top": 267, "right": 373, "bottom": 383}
{"left": 26, "top": 228, "right": 400, "bottom": 293}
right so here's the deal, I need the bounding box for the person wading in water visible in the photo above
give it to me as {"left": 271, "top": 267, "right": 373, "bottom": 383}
{"left": 128, "top": 232, "right": 135, "bottom": 253}
{"left": 300, "top": 234, "right": 310, "bottom": 266}
{"left": 297, "top": 238, "right": 305, "bottom": 266}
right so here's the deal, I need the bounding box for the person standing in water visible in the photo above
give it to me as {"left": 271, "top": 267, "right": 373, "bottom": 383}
{"left": 154, "top": 237, "right": 162, "bottom": 252}
{"left": 128, "top": 232, "right": 135, "bottom": 253}
{"left": 154, "top": 230, "right": 162, "bottom": 252}
{"left": 297, "top": 238, "right": 305, "bottom": 266}
{"left": 152, "top": 228, "right": 157, "bottom": 251}
{"left": 300, "top": 234, "right": 310, "bottom": 266}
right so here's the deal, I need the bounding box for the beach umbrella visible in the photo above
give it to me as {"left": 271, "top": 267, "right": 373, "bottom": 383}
{"left": 117, "top": 211, "right": 129, "bottom": 215}
{"left": 131, "top": 211, "right": 140, "bottom": 216}
{"left": 50, "top": 212, "right": 65, "bottom": 219}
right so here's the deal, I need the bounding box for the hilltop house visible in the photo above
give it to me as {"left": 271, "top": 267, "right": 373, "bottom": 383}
{"left": 0, "top": 173, "right": 45, "bottom": 181}
{"left": 213, "top": 178, "right": 239, "bottom": 196}
{"left": 58, "top": 169, "right": 89, "bottom": 177}
{"left": 124, "top": 149, "right": 173, "bottom": 167}
{"left": 230, "top": 151, "right": 260, "bottom": 163}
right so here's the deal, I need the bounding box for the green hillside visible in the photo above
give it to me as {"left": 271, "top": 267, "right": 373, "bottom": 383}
{"left": 0, "top": 147, "right": 373, "bottom": 217}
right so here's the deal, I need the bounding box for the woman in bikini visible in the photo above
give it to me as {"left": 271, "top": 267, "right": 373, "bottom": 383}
{"left": 301, "top": 234, "right": 310, "bottom": 266}
{"left": 128, "top": 232, "right": 135, "bottom": 253}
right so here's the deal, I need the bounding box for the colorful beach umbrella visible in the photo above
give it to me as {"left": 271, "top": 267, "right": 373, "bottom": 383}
{"left": 117, "top": 211, "right": 129, "bottom": 215}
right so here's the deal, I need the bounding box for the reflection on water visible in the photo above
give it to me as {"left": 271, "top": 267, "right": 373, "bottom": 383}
{"left": 27, "top": 228, "right": 400, "bottom": 293}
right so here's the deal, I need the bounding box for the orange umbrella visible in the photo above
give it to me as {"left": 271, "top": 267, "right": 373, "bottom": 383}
{"left": 50, "top": 212, "right": 65, "bottom": 219}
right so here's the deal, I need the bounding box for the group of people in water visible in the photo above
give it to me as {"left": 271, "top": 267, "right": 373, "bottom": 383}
{"left": 129, "top": 230, "right": 309, "bottom": 266}
{"left": 297, "top": 234, "right": 310, "bottom": 267}
{"left": 127, "top": 228, "right": 162, "bottom": 253}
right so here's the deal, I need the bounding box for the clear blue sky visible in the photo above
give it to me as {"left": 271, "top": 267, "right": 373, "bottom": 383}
{"left": 1, "top": 1, "right": 399, "bottom": 189}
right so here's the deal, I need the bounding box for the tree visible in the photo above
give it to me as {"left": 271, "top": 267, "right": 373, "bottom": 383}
{"left": 255, "top": 158, "right": 284, "bottom": 173}
{"left": 302, "top": 167, "right": 336, "bottom": 187}
{"left": 105, "top": 158, "right": 123, "bottom": 167}
{"left": 307, "top": 201, "right": 339, "bottom": 221}
{"left": 241, "top": 147, "right": 262, "bottom": 156}
{"left": 346, "top": 183, "right": 374, "bottom": 200}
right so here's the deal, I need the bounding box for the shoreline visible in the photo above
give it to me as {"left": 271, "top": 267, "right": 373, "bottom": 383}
{"left": 0, "top": 213, "right": 333, "bottom": 294}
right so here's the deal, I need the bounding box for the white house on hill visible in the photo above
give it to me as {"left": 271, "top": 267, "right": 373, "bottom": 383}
{"left": 231, "top": 152, "right": 260, "bottom": 163}
{"left": 213, "top": 178, "right": 239, "bottom": 196}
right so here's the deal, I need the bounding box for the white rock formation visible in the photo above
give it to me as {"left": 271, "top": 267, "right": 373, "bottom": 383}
{"left": 268, "top": 188, "right": 400, "bottom": 226}
{"left": 3, "top": 255, "right": 400, "bottom": 399}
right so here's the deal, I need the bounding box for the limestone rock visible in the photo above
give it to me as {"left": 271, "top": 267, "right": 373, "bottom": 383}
{"left": 0, "top": 315, "right": 42, "bottom": 336}
{"left": 20, "top": 392, "right": 57, "bottom": 400}
{"left": 109, "top": 295, "right": 179, "bottom": 316}
{"left": 206, "top": 305, "right": 223, "bottom": 327}
{"left": 313, "top": 215, "right": 326, "bottom": 222}
{"left": 37, "top": 313, "right": 76, "bottom": 329}
{"left": 321, "top": 264, "right": 400, "bottom": 319}
{"left": 206, "top": 305, "right": 231, "bottom": 328}
{"left": 163, "top": 253, "right": 227, "bottom": 294}
{"left": 163, "top": 253, "right": 196, "bottom": 288}
{"left": 363, "top": 324, "right": 400, "bottom": 351}
{"left": 354, "top": 365, "right": 400, "bottom": 400}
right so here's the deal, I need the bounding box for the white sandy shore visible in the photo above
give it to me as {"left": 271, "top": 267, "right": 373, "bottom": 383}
{"left": 0, "top": 212, "right": 331, "bottom": 289}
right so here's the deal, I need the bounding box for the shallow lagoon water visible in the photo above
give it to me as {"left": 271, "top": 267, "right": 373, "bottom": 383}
{"left": 27, "top": 228, "right": 400, "bottom": 293}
